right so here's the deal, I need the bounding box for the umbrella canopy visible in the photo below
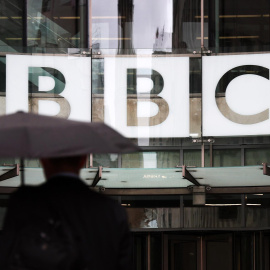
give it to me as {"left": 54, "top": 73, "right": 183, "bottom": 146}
{"left": 0, "top": 111, "right": 140, "bottom": 158}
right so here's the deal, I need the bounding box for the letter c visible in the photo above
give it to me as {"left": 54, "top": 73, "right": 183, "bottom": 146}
{"left": 215, "top": 65, "right": 269, "bottom": 124}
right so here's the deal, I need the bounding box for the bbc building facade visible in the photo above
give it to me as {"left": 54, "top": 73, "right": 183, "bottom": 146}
{"left": 1, "top": 0, "right": 270, "bottom": 269}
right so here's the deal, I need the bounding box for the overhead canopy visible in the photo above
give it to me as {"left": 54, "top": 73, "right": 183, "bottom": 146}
{"left": 0, "top": 165, "right": 269, "bottom": 190}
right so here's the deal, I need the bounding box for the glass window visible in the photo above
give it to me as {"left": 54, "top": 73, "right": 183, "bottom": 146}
{"left": 245, "top": 148, "right": 270, "bottom": 165}
{"left": 122, "top": 151, "right": 180, "bottom": 168}
{"left": 0, "top": 158, "right": 41, "bottom": 168}
{"left": 123, "top": 195, "right": 180, "bottom": 229}
{"left": 205, "top": 0, "right": 270, "bottom": 53}
{"left": 246, "top": 194, "right": 270, "bottom": 228}
{"left": 92, "top": 0, "right": 201, "bottom": 53}
{"left": 150, "top": 234, "right": 162, "bottom": 270}
{"left": 213, "top": 149, "right": 241, "bottom": 167}
{"left": 93, "top": 153, "right": 119, "bottom": 168}
{"left": 29, "top": 0, "right": 87, "bottom": 52}
{"left": 0, "top": 0, "right": 24, "bottom": 50}
{"left": 127, "top": 208, "right": 180, "bottom": 229}
{"left": 183, "top": 149, "right": 210, "bottom": 167}
{"left": 132, "top": 233, "right": 147, "bottom": 270}
{"left": 184, "top": 194, "right": 242, "bottom": 228}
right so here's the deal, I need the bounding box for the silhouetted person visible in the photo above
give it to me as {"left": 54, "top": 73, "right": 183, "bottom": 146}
{"left": 0, "top": 155, "right": 132, "bottom": 270}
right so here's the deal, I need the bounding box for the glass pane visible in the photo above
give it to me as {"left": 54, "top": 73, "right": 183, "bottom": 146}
{"left": 205, "top": 0, "right": 270, "bottom": 53}
{"left": 234, "top": 233, "right": 254, "bottom": 269}
{"left": 183, "top": 149, "right": 210, "bottom": 167}
{"left": 245, "top": 148, "right": 270, "bottom": 165}
{"left": 122, "top": 195, "right": 180, "bottom": 207}
{"left": 122, "top": 151, "right": 180, "bottom": 168}
{"left": 0, "top": 0, "right": 23, "bottom": 50}
{"left": 169, "top": 239, "right": 197, "bottom": 270}
{"left": 123, "top": 196, "right": 180, "bottom": 229}
{"left": 213, "top": 149, "right": 241, "bottom": 167}
{"left": 93, "top": 153, "right": 119, "bottom": 168}
{"left": 127, "top": 208, "right": 180, "bottom": 229}
{"left": 92, "top": 0, "right": 201, "bottom": 53}
{"left": 156, "top": 152, "right": 180, "bottom": 168}
{"left": 132, "top": 234, "right": 147, "bottom": 270}
{"left": 0, "top": 159, "right": 40, "bottom": 169}
{"left": 27, "top": 0, "right": 87, "bottom": 51}
{"left": 206, "top": 235, "right": 232, "bottom": 270}
{"left": 184, "top": 194, "right": 242, "bottom": 228}
{"left": 246, "top": 194, "right": 270, "bottom": 228}
{"left": 150, "top": 234, "right": 162, "bottom": 270}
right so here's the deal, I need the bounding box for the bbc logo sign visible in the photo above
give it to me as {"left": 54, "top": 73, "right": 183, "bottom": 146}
{"left": 5, "top": 54, "right": 270, "bottom": 137}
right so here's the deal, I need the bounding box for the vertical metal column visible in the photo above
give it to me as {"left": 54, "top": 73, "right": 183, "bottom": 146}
{"left": 200, "top": 237, "right": 203, "bottom": 270}
{"left": 22, "top": 0, "right": 27, "bottom": 51}
{"left": 201, "top": 0, "right": 205, "bottom": 168}
{"left": 88, "top": 0, "right": 92, "bottom": 49}
{"left": 241, "top": 194, "right": 246, "bottom": 228}
{"left": 201, "top": 143, "right": 205, "bottom": 167}
{"left": 180, "top": 195, "right": 184, "bottom": 227}
{"left": 210, "top": 142, "right": 213, "bottom": 167}
{"left": 215, "top": 0, "right": 219, "bottom": 53}
{"left": 253, "top": 233, "right": 256, "bottom": 270}
{"left": 147, "top": 233, "right": 151, "bottom": 270}
{"left": 180, "top": 149, "right": 184, "bottom": 166}
{"left": 89, "top": 153, "right": 93, "bottom": 167}
{"left": 241, "top": 148, "right": 245, "bottom": 166}
{"left": 79, "top": 0, "right": 86, "bottom": 48}
{"left": 201, "top": 0, "right": 204, "bottom": 49}
{"left": 20, "top": 158, "right": 25, "bottom": 186}
{"left": 118, "top": 154, "right": 122, "bottom": 168}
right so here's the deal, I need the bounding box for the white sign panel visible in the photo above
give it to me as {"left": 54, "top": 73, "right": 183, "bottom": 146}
{"left": 6, "top": 55, "right": 91, "bottom": 122}
{"left": 104, "top": 57, "right": 189, "bottom": 138}
{"left": 203, "top": 54, "right": 270, "bottom": 136}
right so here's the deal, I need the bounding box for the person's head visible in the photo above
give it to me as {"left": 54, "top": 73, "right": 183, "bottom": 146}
{"left": 40, "top": 155, "right": 87, "bottom": 179}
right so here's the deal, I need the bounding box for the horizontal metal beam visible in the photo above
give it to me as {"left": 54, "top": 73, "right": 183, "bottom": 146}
{"left": 1, "top": 186, "right": 270, "bottom": 196}
{"left": 100, "top": 186, "right": 270, "bottom": 196}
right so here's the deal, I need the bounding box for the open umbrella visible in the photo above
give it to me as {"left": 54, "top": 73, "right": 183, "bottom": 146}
{"left": 0, "top": 111, "right": 140, "bottom": 184}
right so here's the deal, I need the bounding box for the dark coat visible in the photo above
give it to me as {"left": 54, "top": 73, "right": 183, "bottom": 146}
{"left": 0, "top": 175, "right": 132, "bottom": 270}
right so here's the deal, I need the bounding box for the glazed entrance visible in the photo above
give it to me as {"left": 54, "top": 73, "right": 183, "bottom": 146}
{"left": 132, "top": 231, "right": 270, "bottom": 270}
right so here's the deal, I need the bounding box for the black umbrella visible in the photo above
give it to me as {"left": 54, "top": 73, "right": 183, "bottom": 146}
{"left": 0, "top": 111, "right": 140, "bottom": 184}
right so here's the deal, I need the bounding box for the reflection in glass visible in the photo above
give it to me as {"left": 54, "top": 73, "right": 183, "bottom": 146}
{"left": 124, "top": 195, "right": 180, "bottom": 229}
{"left": 206, "top": 0, "right": 270, "bottom": 53}
{"left": 0, "top": 0, "right": 23, "bottom": 50}
{"left": 27, "top": 0, "right": 87, "bottom": 50}
{"left": 93, "top": 154, "right": 119, "bottom": 168}
{"left": 92, "top": 0, "right": 201, "bottom": 53}
{"left": 126, "top": 208, "right": 180, "bottom": 229}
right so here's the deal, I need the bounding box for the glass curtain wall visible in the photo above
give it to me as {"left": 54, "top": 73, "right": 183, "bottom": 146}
{"left": 1, "top": 1, "right": 270, "bottom": 168}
